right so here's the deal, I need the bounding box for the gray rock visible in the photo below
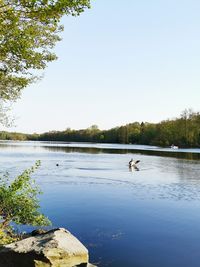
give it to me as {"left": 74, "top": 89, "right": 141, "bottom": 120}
{"left": 0, "top": 228, "right": 96, "bottom": 267}
{"left": 31, "top": 229, "right": 47, "bottom": 236}
{"left": 74, "top": 264, "right": 97, "bottom": 267}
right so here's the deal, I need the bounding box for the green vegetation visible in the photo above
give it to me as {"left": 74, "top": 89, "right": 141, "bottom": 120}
{"left": 0, "top": 161, "right": 51, "bottom": 245}
{"left": 0, "top": 0, "right": 90, "bottom": 125}
{"left": 0, "top": 0, "right": 90, "bottom": 102}
{"left": 1, "top": 109, "right": 200, "bottom": 148}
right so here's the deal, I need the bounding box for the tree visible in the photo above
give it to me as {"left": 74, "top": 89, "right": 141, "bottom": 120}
{"left": 0, "top": 100, "right": 13, "bottom": 127}
{"left": 0, "top": 0, "right": 90, "bottom": 105}
{"left": 0, "top": 160, "right": 51, "bottom": 242}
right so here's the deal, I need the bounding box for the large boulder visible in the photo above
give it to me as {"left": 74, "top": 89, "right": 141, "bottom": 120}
{"left": 0, "top": 228, "right": 96, "bottom": 267}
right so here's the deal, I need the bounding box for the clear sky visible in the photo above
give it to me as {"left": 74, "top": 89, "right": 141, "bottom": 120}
{"left": 4, "top": 0, "right": 200, "bottom": 133}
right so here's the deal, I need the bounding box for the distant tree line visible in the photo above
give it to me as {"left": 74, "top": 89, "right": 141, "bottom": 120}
{"left": 1, "top": 109, "right": 200, "bottom": 148}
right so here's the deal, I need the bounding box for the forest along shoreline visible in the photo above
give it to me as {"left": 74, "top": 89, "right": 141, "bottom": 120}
{"left": 0, "top": 109, "right": 200, "bottom": 148}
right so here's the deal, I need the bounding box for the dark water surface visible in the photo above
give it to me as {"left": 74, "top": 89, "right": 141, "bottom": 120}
{"left": 1, "top": 141, "right": 200, "bottom": 267}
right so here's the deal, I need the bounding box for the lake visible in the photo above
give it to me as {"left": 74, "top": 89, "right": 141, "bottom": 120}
{"left": 1, "top": 141, "right": 200, "bottom": 267}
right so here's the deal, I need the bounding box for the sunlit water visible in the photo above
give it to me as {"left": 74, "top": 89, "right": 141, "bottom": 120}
{"left": 1, "top": 141, "right": 200, "bottom": 267}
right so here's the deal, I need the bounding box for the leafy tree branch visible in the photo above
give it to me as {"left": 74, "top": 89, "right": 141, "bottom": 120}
{"left": 0, "top": 0, "right": 90, "bottom": 102}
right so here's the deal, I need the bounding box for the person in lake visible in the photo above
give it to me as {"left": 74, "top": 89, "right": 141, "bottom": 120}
{"left": 129, "top": 159, "right": 140, "bottom": 171}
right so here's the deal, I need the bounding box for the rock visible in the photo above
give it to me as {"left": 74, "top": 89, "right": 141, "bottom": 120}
{"left": 0, "top": 228, "right": 96, "bottom": 267}
{"left": 74, "top": 264, "right": 97, "bottom": 267}
{"left": 31, "top": 229, "right": 47, "bottom": 236}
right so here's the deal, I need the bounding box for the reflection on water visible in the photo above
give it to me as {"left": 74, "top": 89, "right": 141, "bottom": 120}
{"left": 1, "top": 140, "right": 200, "bottom": 159}
{"left": 1, "top": 141, "right": 200, "bottom": 267}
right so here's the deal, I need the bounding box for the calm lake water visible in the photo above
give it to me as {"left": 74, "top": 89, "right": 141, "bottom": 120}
{"left": 1, "top": 141, "right": 200, "bottom": 267}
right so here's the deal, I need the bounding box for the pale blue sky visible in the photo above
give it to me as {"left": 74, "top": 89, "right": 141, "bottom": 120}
{"left": 5, "top": 0, "right": 200, "bottom": 133}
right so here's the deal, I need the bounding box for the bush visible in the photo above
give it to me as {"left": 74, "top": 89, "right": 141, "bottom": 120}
{"left": 0, "top": 161, "right": 51, "bottom": 244}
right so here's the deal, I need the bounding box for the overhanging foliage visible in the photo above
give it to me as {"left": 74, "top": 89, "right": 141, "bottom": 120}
{"left": 0, "top": 0, "right": 90, "bottom": 101}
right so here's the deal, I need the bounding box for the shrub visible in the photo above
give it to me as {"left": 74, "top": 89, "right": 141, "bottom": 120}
{"left": 0, "top": 161, "right": 51, "bottom": 244}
